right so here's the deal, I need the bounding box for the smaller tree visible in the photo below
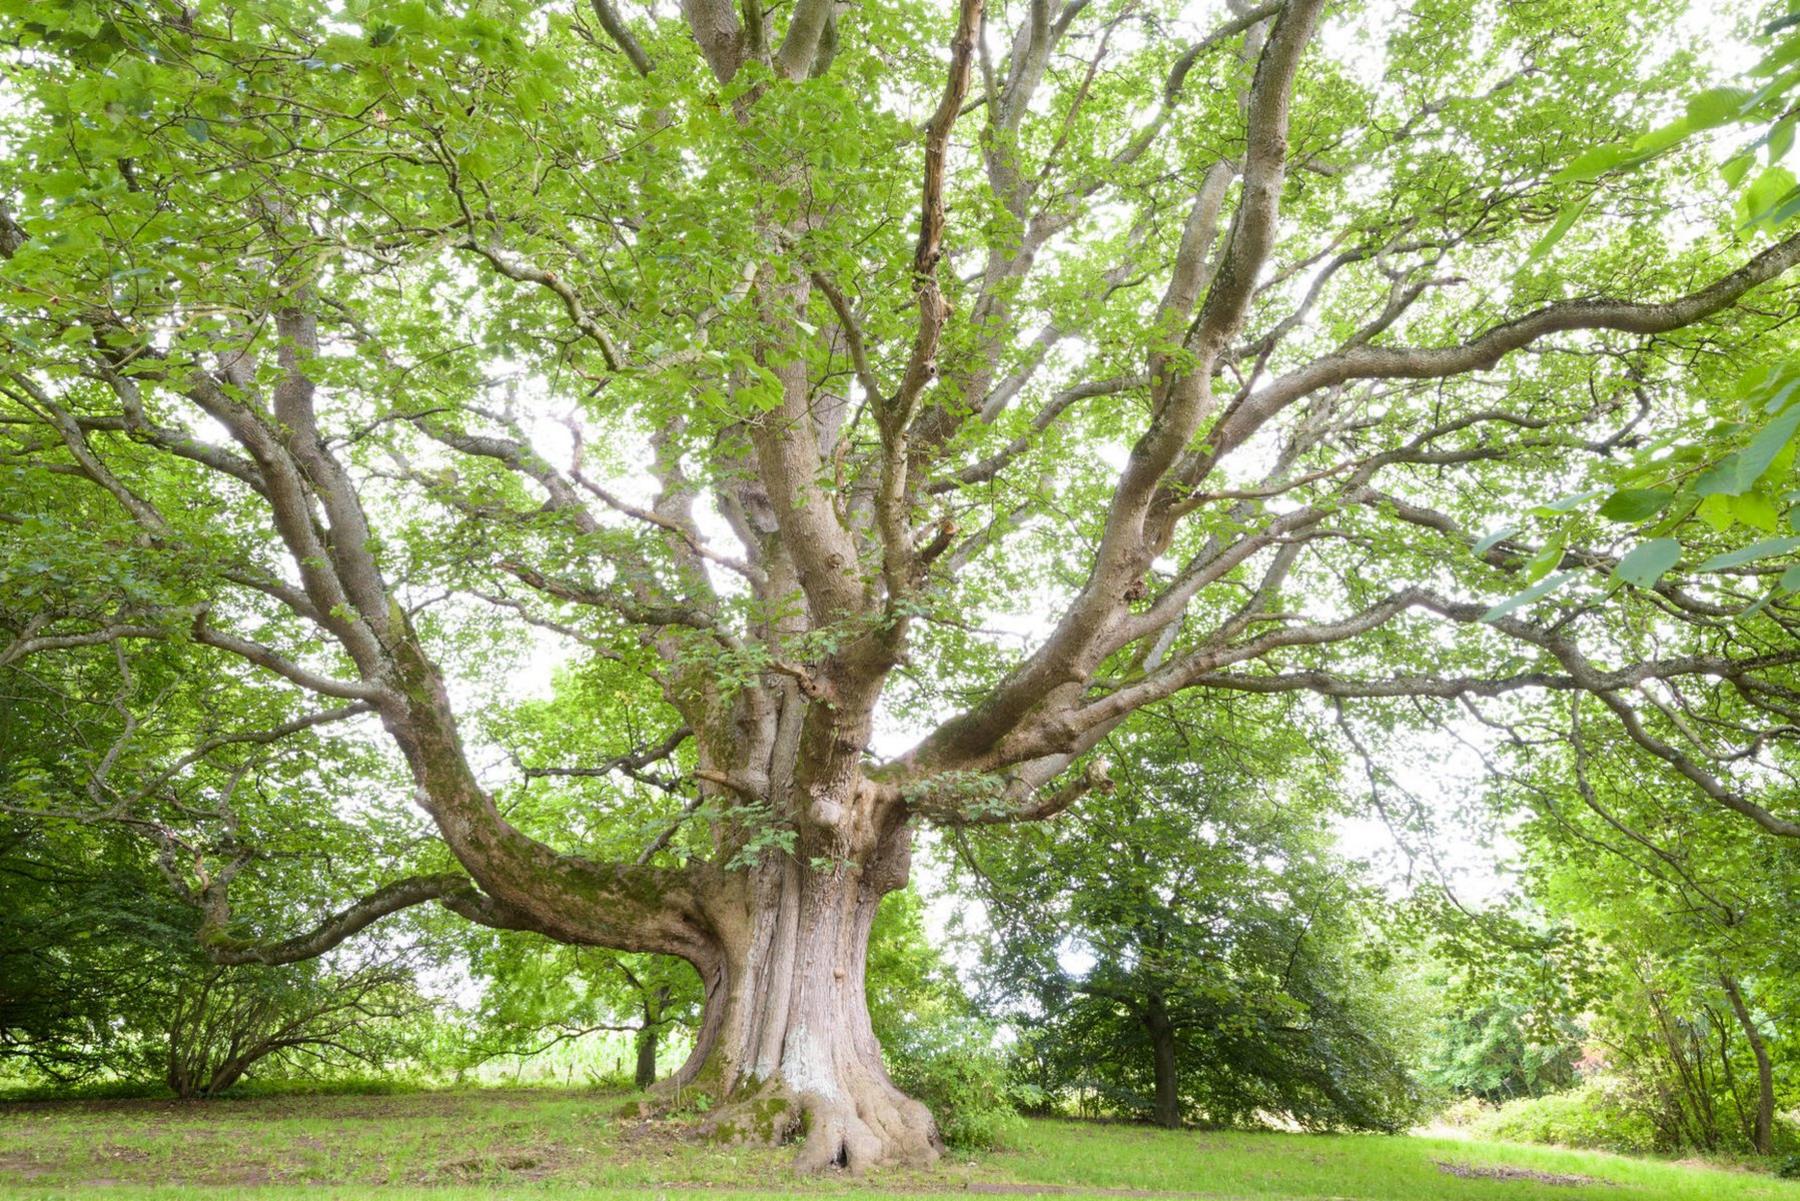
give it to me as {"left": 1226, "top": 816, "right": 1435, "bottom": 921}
{"left": 162, "top": 956, "right": 433, "bottom": 1098}
{"left": 1444, "top": 690, "right": 1800, "bottom": 1156}
{"left": 1, "top": 634, "right": 461, "bottom": 1096}
{"left": 462, "top": 935, "right": 702, "bottom": 1088}
{"left": 952, "top": 701, "right": 1418, "bottom": 1131}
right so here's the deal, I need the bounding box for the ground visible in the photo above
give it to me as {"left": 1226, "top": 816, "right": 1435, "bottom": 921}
{"left": 0, "top": 1088, "right": 1796, "bottom": 1201}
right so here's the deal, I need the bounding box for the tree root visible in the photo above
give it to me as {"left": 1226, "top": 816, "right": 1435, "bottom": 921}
{"left": 697, "top": 1078, "right": 941, "bottom": 1173}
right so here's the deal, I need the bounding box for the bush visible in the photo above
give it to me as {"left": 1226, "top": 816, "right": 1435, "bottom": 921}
{"left": 883, "top": 1016, "right": 1033, "bottom": 1151}
{"left": 1470, "top": 1081, "right": 1657, "bottom": 1155}
{"left": 1777, "top": 1153, "right": 1800, "bottom": 1180}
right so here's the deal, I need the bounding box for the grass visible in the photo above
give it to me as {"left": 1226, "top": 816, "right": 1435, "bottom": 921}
{"left": 1, "top": 1086, "right": 1796, "bottom": 1200}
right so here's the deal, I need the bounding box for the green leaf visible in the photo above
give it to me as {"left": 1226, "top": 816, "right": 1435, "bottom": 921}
{"left": 1695, "top": 535, "right": 1800, "bottom": 571}
{"left": 1697, "top": 493, "right": 1735, "bottom": 531}
{"left": 1598, "top": 488, "right": 1673, "bottom": 522}
{"left": 1481, "top": 571, "right": 1577, "bottom": 623}
{"left": 459, "top": 148, "right": 493, "bottom": 180}
{"left": 1740, "top": 166, "right": 1799, "bottom": 226}
{"left": 182, "top": 116, "right": 209, "bottom": 143}
{"left": 1740, "top": 586, "right": 1779, "bottom": 619}
{"left": 1552, "top": 144, "right": 1637, "bottom": 184}
{"left": 1632, "top": 121, "right": 1691, "bottom": 156}
{"left": 1695, "top": 405, "right": 1800, "bottom": 495}
{"left": 1524, "top": 530, "right": 1566, "bottom": 584}
{"left": 1759, "top": 369, "right": 1800, "bottom": 413}
{"left": 1774, "top": 112, "right": 1799, "bottom": 162}
{"left": 1763, "top": 188, "right": 1800, "bottom": 228}
{"left": 1471, "top": 526, "right": 1518, "bottom": 557}
{"left": 1526, "top": 198, "right": 1588, "bottom": 262}
{"left": 1781, "top": 564, "right": 1800, "bottom": 592}
{"left": 1612, "top": 539, "right": 1681, "bottom": 588}
{"left": 1685, "top": 86, "right": 1753, "bottom": 129}
{"left": 1730, "top": 491, "right": 1779, "bottom": 531}
{"left": 1531, "top": 488, "right": 1605, "bottom": 516}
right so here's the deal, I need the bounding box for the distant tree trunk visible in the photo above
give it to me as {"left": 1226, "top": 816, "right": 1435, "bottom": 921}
{"left": 635, "top": 1026, "right": 658, "bottom": 1089}
{"left": 1720, "top": 975, "right": 1775, "bottom": 1156}
{"left": 1145, "top": 992, "right": 1181, "bottom": 1129}
{"left": 635, "top": 984, "right": 670, "bottom": 1089}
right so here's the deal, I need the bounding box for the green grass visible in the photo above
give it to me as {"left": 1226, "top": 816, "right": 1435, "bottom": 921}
{"left": 1, "top": 1086, "right": 1796, "bottom": 1200}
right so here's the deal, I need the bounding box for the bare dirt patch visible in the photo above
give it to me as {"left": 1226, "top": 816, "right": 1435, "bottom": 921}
{"left": 0, "top": 1153, "right": 47, "bottom": 1180}
{"left": 1435, "top": 1159, "right": 1610, "bottom": 1187}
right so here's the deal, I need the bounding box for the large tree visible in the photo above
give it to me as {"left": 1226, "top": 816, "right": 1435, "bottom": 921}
{"left": 5, "top": 0, "right": 1800, "bottom": 1170}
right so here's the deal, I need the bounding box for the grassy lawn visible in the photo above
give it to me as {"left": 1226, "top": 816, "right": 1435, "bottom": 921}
{"left": 1, "top": 1087, "right": 1796, "bottom": 1201}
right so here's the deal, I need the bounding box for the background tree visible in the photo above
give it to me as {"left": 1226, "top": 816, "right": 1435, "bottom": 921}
{"left": 1413, "top": 962, "right": 1583, "bottom": 1107}
{"left": 161, "top": 956, "right": 435, "bottom": 1099}
{"left": 1481, "top": 697, "right": 1800, "bottom": 1155}
{"left": 0, "top": 817, "right": 188, "bottom": 1082}
{"left": 6, "top": 0, "right": 1800, "bottom": 1170}
{"left": 463, "top": 936, "right": 702, "bottom": 1089}
{"left": 954, "top": 698, "right": 1418, "bottom": 1131}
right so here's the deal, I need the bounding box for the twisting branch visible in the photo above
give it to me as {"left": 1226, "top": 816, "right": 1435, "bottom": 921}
{"left": 523, "top": 726, "right": 693, "bottom": 790}
{"left": 1204, "top": 230, "right": 1800, "bottom": 467}
{"left": 201, "top": 873, "right": 484, "bottom": 966}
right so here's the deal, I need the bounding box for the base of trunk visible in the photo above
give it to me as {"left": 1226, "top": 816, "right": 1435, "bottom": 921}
{"left": 700, "top": 1072, "right": 939, "bottom": 1173}
{"left": 664, "top": 852, "right": 941, "bottom": 1172}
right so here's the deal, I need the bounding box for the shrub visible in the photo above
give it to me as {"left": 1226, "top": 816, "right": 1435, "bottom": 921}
{"left": 883, "top": 1015, "right": 1032, "bottom": 1151}
{"left": 1776, "top": 1153, "right": 1800, "bottom": 1180}
{"left": 1470, "top": 1081, "right": 1657, "bottom": 1155}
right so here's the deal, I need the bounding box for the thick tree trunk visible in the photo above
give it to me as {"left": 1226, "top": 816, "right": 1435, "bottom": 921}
{"left": 1145, "top": 993, "right": 1181, "bottom": 1129}
{"left": 668, "top": 843, "right": 941, "bottom": 1172}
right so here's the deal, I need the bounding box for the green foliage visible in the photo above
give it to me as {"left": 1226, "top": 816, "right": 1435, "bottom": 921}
{"left": 1471, "top": 1081, "right": 1660, "bottom": 1156}
{"left": 460, "top": 930, "right": 700, "bottom": 1087}
{"left": 1466, "top": 696, "right": 1800, "bottom": 1157}
{"left": 162, "top": 960, "right": 435, "bottom": 1098}
{"left": 957, "top": 698, "right": 1420, "bottom": 1133}
{"left": 0, "top": 641, "right": 452, "bottom": 1094}
{"left": 884, "top": 1016, "right": 1030, "bottom": 1151}
{"left": 0, "top": 818, "right": 195, "bottom": 1081}
{"left": 867, "top": 887, "right": 1029, "bottom": 1150}
{"left": 0, "top": 810, "right": 440, "bottom": 1096}
{"left": 1416, "top": 979, "right": 1583, "bottom": 1105}
{"left": 1483, "top": 6, "right": 1800, "bottom": 612}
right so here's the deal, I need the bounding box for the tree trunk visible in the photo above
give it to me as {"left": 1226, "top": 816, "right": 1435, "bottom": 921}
{"left": 1720, "top": 974, "right": 1775, "bottom": 1156}
{"left": 668, "top": 841, "right": 941, "bottom": 1173}
{"left": 635, "top": 1024, "right": 659, "bottom": 1089}
{"left": 1145, "top": 992, "right": 1181, "bottom": 1129}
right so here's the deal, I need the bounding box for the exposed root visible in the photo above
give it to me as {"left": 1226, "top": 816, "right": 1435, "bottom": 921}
{"left": 698, "top": 1083, "right": 804, "bottom": 1147}
{"left": 791, "top": 1088, "right": 940, "bottom": 1174}
{"left": 698, "top": 1078, "right": 941, "bottom": 1174}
